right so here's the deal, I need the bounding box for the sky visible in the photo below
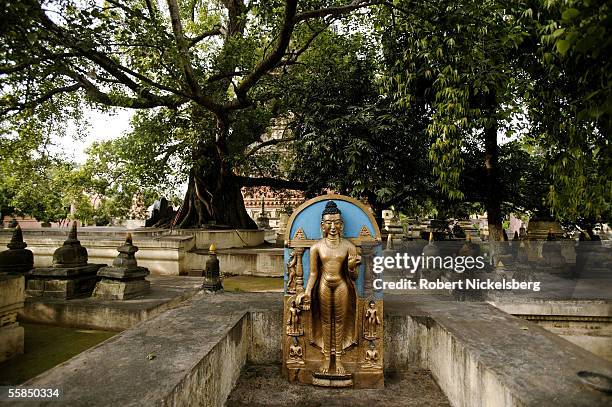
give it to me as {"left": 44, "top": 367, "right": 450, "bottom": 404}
{"left": 57, "top": 108, "right": 134, "bottom": 164}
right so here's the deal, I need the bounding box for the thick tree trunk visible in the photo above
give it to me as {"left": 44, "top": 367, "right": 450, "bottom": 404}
{"left": 172, "top": 120, "right": 257, "bottom": 229}
{"left": 484, "top": 119, "right": 504, "bottom": 242}
{"left": 172, "top": 162, "right": 257, "bottom": 229}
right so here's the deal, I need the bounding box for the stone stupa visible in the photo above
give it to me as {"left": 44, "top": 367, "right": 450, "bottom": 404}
{"left": 0, "top": 225, "right": 33, "bottom": 274}
{"left": 93, "top": 233, "right": 150, "bottom": 300}
{"left": 26, "top": 222, "right": 104, "bottom": 299}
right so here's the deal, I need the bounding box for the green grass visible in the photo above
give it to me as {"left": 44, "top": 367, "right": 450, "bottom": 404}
{"left": 0, "top": 323, "right": 115, "bottom": 385}
{"left": 223, "top": 276, "right": 284, "bottom": 292}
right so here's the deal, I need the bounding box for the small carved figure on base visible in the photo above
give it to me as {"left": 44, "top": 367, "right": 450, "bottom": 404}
{"left": 364, "top": 300, "right": 381, "bottom": 339}
{"left": 288, "top": 337, "right": 304, "bottom": 365}
{"left": 286, "top": 299, "right": 303, "bottom": 336}
{"left": 286, "top": 251, "right": 297, "bottom": 294}
{"left": 363, "top": 341, "right": 380, "bottom": 369}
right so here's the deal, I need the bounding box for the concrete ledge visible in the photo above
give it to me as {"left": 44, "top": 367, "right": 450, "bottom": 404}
{"left": 186, "top": 247, "right": 284, "bottom": 277}
{"left": 0, "top": 235, "right": 194, "bottom": 276}
{"left": 384, "top": 296, "right": 612, "bottom": 407}
{"left": 19, "top": 276, "right": 204, "bottom": 331}
{"left": 167, "top": 229, "right": 265, "bottom": 250}
{"left": 488, "top": 298, "right": 612, "bottom": 318}
{"left": 0, "top": 229, "right": 268, "bottom": 276}
{"left": 487, "top": 297, "right": 612, "bottom": 362}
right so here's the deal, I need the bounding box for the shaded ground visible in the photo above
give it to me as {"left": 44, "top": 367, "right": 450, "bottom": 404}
{"left": 223, "top": 276, "right": 283, "bottom": 292}
{"left": 225, "top": 364, "right": 450, "bottom": 407}
{"left": 0, "top": 323, "right": 115, "bottom": 385}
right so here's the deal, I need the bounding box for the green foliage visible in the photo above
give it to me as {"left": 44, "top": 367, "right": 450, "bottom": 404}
{"left": 378, "top": 0, "right": 610, "bottom": 223}
{"left": 0, "top": 111, "right": 73, "bottom": 222}
{"left": 379, "top": 0, "right": 533, "bottom": 199}
{"left": 532, "top": 0, "right": 611, "bottom": 222}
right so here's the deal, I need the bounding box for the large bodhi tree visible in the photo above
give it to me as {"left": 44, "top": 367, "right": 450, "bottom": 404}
{"left": 1, "top": 0, "right": 381, "bottom": 229}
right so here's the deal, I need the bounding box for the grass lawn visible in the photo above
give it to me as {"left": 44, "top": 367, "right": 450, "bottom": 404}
{"left": 223, "top": 276, "right": 284, "bottom": 292}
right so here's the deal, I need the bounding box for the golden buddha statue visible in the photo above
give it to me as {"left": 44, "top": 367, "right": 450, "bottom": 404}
{"left": 297, "top": 201, "right": 360, "bottom": 375}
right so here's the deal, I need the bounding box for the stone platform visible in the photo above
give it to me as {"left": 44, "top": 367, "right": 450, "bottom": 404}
{"left": 19, "top": 276, "right": 204, "bottom": 331}
{"left": 188, "top": 245, "right": 284, "bottom": 277}
{"left": 11, "top": 293, "right": 612, "bottom": 407}
{"left": 226, "top": 364, "right": 450, "bottom": 406}
{"left": 0, "top": 228, "right": 276, "bottom": 276}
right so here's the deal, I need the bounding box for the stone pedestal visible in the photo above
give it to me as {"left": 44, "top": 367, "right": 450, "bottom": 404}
{"left": 93, "top": 234, "right": 150, "bottom": 300}
{"left": 0, "top": 274, "right": 25, "bottom": 362}
{"left": 27, "top": 265, "right": 103, "bottom": 299}
{"left": 27, "top": 222, "right": 104, "bottom": 299}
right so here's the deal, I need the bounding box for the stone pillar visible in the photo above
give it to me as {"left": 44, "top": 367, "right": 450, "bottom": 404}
{"left": 276, "top": 212, "right": 289, "bottom": 245}
{"left": 0, "top": 274, "right": 25, "bottom": 363}
{"left": 202, "top": 244, "right": 223, "bottom": 291}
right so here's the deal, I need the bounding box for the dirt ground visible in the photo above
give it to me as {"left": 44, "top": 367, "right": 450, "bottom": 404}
{"left": 225, "top": 363, "right": 451, "bottom": 407}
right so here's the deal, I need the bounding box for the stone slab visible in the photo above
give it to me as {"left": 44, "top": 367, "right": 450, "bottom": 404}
{"left": 97, "top": 266, "right": 149, "bottom": 280}
{"left": 0, "top": 324, "right": 24, "bottom": 363}
{"left": 20, "top": 276, "right": 204, "bottom": 331}
{"left": 29, "top": 264, "right": 103, "bottom": 278}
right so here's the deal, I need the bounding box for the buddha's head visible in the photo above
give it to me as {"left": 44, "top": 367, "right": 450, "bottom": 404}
{"left": 321, "top": 201, "right": 343, "bottom": 238}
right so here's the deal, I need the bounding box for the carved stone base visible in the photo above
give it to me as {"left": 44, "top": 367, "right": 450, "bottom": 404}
{"left": 202, "top": 277, "right": 222, "bottom": 291}
{"left": 282, "top": 296, "right": 384, "bottom": 389}
{"left": 93, "top": 279, "right": 150, "bottom": 300}
{"left": 26, "top": 265, "right": 103, "bottom": 299}
{"left": 312, "top": 372, "right": 353, "bottom": 388}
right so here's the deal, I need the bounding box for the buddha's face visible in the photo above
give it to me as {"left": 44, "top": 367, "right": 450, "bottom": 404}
{"left": 321, "top": 213, "right": 343, "bottom": 238}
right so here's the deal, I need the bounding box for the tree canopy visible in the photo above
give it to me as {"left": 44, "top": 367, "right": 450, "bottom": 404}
{"left": 0, "top": 0, "right": 609, "bottom": 234}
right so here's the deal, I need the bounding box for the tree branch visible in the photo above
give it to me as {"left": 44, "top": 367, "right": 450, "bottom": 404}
{"left": 294, "top": 0, "right": 383, "bottom": 23}
{"left": 243, "top": 136, "right": 297, "bottom": 159}
{"left": 0, "top": 83, "right": 81, "bottom": 116}
{"left": 235, "top": 175, "right": 307, "bottom": 190}
{"left": 166, "top": 0, "right": 223, "bottom": 114}
{"left": 166, "top": 0, "right": 201, "bottom": 95}
{"left": 227, "top": 0, "right": 298, "bottom": 110}
{"left": 69, "top": 71, "right": 185, "bottom": 109}
{"left": 188, "top": 26, "right": 223, "bottom": 47}
{"left": 144, "top": 0, "right": 158, "bottom": 22}
{"left": 0, "top": 53, "right": 78, "bottom": 74}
